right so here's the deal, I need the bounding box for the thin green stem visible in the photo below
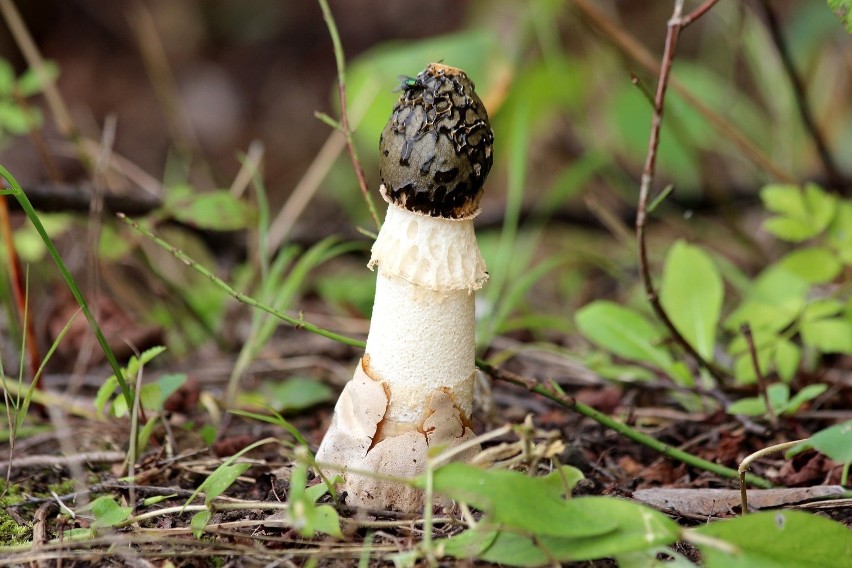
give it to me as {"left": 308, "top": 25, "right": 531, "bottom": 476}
{"left": 118, "top": 213, "right": 365, "bottom": 349}
{"left": 317, "top": 0, "right": 381, "bottom": 230}
{"left": 479, "top": 359, "right": 774, "bottom": 489}
{"left": 0, "top": 166, "right": 134, "bottom": 412}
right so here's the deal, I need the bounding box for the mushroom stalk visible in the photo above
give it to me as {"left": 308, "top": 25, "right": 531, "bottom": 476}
{"left": 315, "top": 63, "right": 493, "bottom": 512}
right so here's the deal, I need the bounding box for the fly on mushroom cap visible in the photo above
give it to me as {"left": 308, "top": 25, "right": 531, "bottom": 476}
{"left": 379, "top": 63, "right": 494, "bottom": 219}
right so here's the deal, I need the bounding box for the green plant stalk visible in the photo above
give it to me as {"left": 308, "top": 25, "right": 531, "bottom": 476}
{"left": 123, "top": 209, "right": 773, "bottom": 488}
{"left": 0, "top": 166, "right": 134, "bottom": 411}
{"left": 317, "top": 0, "right": 381, "bottom": 230}
{"left": 478, "top": 361, "right": 773, "bottom": 489}
{"left": 118, "top": 213, "right": 364, "bottom": 349}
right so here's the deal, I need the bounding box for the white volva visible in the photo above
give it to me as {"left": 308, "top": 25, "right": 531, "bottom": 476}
{"left": 314, "top": 186, "right": 487, "bottom": 511}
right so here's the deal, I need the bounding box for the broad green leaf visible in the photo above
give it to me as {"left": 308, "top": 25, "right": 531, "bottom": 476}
{"left": 725, "top": 266, "right": 809, "bottom": 332}
{"left": 94, "top": 375, "right": 119, "bottom": 416}
{"left": 826, "top": 0, "right": 852, "bottom": 33}
{"left": 263, "top": 377, "right": 333, "bottom": 413}
{"left": 828, "top": 201, "right": 852, "bottom": 264}
{"left": 309, "top": 504, "right": 343, "bottom": 538}
{"left": 777, "top": 246, "right": 842, "bottom": 284}
{"left": 660, "top": 241, "right": 723, "bottom": 360}
{"left": 802, "top": 298, "right": 845, "bottom": 321}
{"left": 785, "top": 384, "right": 828, "bottom": 414}
{"left": 155, "top": 373, "right": 188, "bottom": 406}
{"left": 440, "top": 497, "right": 679, "bottom": 566}
{"left": 728, "top": 383, "right": 789, "bottom": 416}
{"left": 0, "top": 59, "right": 14, "bottom": 94}
{"left": 125, "top": 346, "right": 168, "bottom": 378}
{"left": 420, "top": 463, "right": 610, "bottom": 538}
{"left": 800, "top": 317, "right": 852, "bottom": 353}
{"left": 761, "top": 183, "right": 837, "bottom": 242}
{"left": 774, "top": 339, "right": 801, "bottom": 382}
{"left": 727, "top": 395, "right": 769, "bottom": 416}
{"left": 199, "top": 462, "right": 251, "bottom": 504}
{"left": 17, "top": 61, "right": 60, "bottom": 96}
{"left": 788, "top": 420, "right": 852, "bottom": 463}
{"left": 165, "top": 186, "right": 255, "bottom": 231}
{"left": 731, "top": 348, "right": 772, "bottom": 386}
{"left": 693, "top": 510, "right": 852, "bottom": 567}
{"left": 0, "top": 101, "right": 38, "bottom": 133}
{"left": 191, "top": 510, "right": 212, "bottom": 538}
{"left": 576, "top": 302, "right": 673, "bottom": 371}
{"left": 89, "top": 495, "right": 132, "bottom": 528}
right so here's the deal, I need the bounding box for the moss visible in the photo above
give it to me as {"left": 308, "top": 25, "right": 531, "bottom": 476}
{"left": 0, "top": 479, "right": 32, "bottom": 546}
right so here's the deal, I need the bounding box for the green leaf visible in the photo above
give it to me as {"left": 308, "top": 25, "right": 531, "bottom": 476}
{"left": 94, "top": 375, "right": 119, "bottom": 416}
{"left": 199, "top": 462, "right": 251, "bottom": 504}
{"left": 800, "top": 317, "right": 852, "bottom": 353}
{"left": 263, "top": 377, "right": 333, "bottom": 413}
{"left": 727, "top": 395, "right": 768, "bottom": 416}
{"left": 774, "top": 339, "right": 801, "bottom": 382}
{"left": 17, "top": 61, "right": 60, "bottom": 96}
{"left": 137, "top": 416, "right": 160, "bottom": 453}
{"left": 0, "top": 101, "right": 39, "bottom": 133}
{"left": 660, "top": 241, "right": 723, "bottom": 360}
{"left": 165, "top": 186, "right": 255, "bottom": 231}
{"left": 728, "top": 383, "right": 789, "bottom": 417}
{"left": 828, "top": 201, "right": 852, "bottom": 264}
{"left": 0, "top": 59, "right": 14, "bottom": 95}
{"left": 191, "top": 510, "right": 212, "bottom": 538}
{"left": 826, "top": 0, "right": 852, "bottom": 33}
{"left": 142, "top": 494, "right": 176, "bottom": 506}
{"left": 89, "top": 495, "right": 132, "bottom": 528}
{"left": 777, "top": 246, "right": 842, "bottom": 284}
{"left": 693, "top": 510, "right": 852, "bottom": 567}
{"left": 441, "top": 497, "right": 680, "bottom": 566}
{"left": 576, "top": 302, "right": 673, "bottom": 371}
{"left": 725, "top": 265, "right": 809, "bottom": 332}
{"left": 788, "top": 420, "right": 852, "bottom": 463}
{"left": 784, "top": 384, "right": 828, "bottom": 414}
{"left": 421, "top": 463, "right": 609, "bottom": 538}
{"left": 802, "top": 298, "right": 845, "bottom": 321}
{"left": 761, "top": 183, "right": 837, "bottom": 242}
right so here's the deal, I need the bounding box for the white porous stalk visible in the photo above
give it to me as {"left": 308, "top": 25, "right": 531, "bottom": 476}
{"left": 315, "top": 187, "right": 487, "bottom": 512}
{"left": 366, "top": 195, "right": 486, "bottom": 426}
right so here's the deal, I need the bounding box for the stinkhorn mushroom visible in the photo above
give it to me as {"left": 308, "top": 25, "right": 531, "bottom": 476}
{"left": 315, "top": 63, "right": 494, "bottom": 512}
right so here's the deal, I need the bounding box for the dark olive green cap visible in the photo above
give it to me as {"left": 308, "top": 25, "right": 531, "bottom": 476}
{"left": 379, "top": 63, "right": 494, "bottom": 219}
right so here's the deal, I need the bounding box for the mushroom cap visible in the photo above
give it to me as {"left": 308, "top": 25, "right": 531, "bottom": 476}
{"left": 379, "top": 63, "right": 494, "bottom": 219}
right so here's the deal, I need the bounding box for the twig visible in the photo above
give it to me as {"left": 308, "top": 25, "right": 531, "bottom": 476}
{"left": 0, "top": 0, "right": 93, "bottom": 172}
{"left": 317, "top": 0, "right": 381, "bottom": 229}
{"left": 741, "top": 323, "right": 778, "bottom": 427}
{"left": 0, "top": 451, "right": 126, "bottom": 471}
{"left": 738, "top": 439, "right": 806, "bottom": 513}
{"left": 759, "top": 0, "right": 844, "bottom": 191}
{"left": 633, "top": 1, "right": 732, "bottom": 386}
{"left": 571, "top": 0, "right": 793, "bottom": 182}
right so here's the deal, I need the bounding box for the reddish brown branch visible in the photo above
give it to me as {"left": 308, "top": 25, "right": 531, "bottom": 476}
{"left": 635, "top": 0, "right": 729, "bottom": 385}
{"left": 741, "top": 323, "right": 778, "bottom": 427}
{"left": 0, "top": 196, "right": 43, "bottom": 396}
{"left": 759, "top": 0, "right": 845, "bottom": 192}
